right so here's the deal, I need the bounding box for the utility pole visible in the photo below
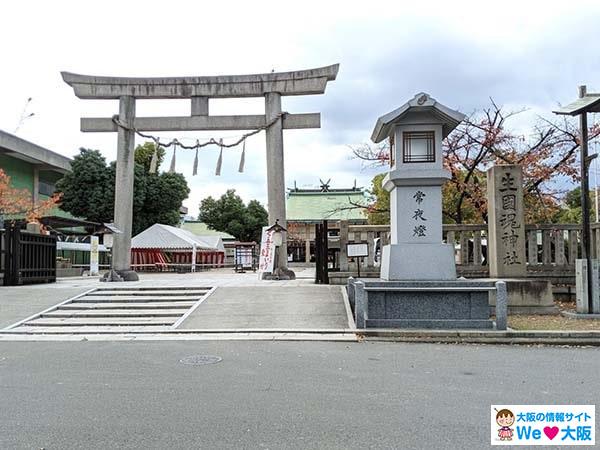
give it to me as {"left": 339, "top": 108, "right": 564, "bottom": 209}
{"left": 553, "top": 84, "right": 600, "bottom": 314}
{"left": 578, "top": 86, "right": 594, "bottom": 314}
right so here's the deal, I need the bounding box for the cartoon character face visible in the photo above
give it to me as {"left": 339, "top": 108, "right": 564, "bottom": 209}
{"left": 497, "top": 414, "right": 514, "bottom": 427}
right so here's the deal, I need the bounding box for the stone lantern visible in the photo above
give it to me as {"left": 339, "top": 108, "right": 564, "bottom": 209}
{"left": 371, "top": 92, "right": 465, "bottom": 280}
{"left": 346, "top": 93, "right": 509, "bottom": 330}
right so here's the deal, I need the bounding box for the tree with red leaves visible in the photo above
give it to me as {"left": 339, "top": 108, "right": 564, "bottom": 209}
{"left": 0, "top": 168, "right": 61, "bottom": 228}
{"left": 352, "top": 100, "right": 600, "bottom": 224}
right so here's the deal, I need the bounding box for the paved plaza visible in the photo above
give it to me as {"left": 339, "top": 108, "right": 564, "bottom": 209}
{"left": 0, "top": 267, "right": 353, "bottom": 335}
{"left": 180, "top": 285, "right": 348, "bottom": 329}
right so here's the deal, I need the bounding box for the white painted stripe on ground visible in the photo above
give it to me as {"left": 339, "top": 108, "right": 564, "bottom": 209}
{"left": 170, "top": 286, "right": 217, "bottom": 330}
{"left": 1, "top": 288, "right": 98, "bottom": 331}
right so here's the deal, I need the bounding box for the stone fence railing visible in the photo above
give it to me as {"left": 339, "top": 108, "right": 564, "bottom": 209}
{"left": 328, "top": 221, "right": 600, "bottom": 284}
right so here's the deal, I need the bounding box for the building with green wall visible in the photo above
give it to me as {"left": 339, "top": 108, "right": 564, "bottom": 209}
{"left": 0, "top": 129, "right": 71, "bottom": 217}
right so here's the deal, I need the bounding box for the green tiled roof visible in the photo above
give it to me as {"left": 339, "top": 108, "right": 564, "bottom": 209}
{"left": 286, "top": 191, "right": 368, "bottom": 222}
{"left": 180, "top": 221, "right": 236, "bottom": 240}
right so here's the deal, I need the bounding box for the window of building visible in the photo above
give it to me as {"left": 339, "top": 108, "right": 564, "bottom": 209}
{"left": 39, "top": 180, "right": 56, "bottom": 197}
{"left": 402, "top": 131, "right": 435, "bottom": 163}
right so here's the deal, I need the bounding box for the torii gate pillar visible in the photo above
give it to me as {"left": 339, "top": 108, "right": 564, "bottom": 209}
{"left": 62, "top": 65, "right": 339, "bottom": 281}
{"left": 265, "top": 92, "right": 288, "bottom": 271}
{"left": 113, "top": 96, "right": 137, "bottom": 278}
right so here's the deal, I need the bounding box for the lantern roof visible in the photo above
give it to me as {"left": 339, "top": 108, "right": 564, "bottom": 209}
{"left": 371, "top": 92, "right": 465, "bottom": 143}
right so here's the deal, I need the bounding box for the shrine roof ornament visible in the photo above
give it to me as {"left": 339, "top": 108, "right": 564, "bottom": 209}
{"left": 371, "top": 92, "right": 466, "bottom": 143}
{"left": 61, "top": 64, "right": 340, "bottom": 99}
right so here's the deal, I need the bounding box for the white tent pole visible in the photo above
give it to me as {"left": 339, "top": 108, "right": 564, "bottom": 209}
{"left": 191, "top": 243, "right": 197, "bottom": 273}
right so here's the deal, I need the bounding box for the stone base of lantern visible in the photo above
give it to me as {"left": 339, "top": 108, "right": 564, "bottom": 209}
{"left": 348, "top": 279, "right": 496, "bottom": 329}
{"left": 380, "top": 243, "right": 456, "bottom": 281}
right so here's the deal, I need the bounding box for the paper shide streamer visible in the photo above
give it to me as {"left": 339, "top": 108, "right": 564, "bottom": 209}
{"left": 111, "top": 111, "right": 287, "bottom": 177}
{"left": 169, "top": 141, "right": 177, "bottom": 173}
{"left": 215, "top": 138, "right": 223, "bottom": 176}
{"left": 149, "top": 144, "right": 159, "bottom": 174}
{"left": 192, "top": 139, "right": 199, "bottom": 176}
{"left": 238, "top": 140, "right": 246, "bottom": 173}
{"left": 148, "top": 137, "right": 247, "bottom": 176}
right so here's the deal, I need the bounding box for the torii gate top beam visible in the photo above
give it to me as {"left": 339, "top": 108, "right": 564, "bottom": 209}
{"left": 61, "top": 64, "right": 339, "bottom": 99}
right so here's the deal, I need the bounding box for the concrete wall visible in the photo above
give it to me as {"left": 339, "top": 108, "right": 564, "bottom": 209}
{"left": 0, "top": 153, "right": 35, "bottom": 194}
{"left": 0, "top": 154, "right": 72, "bottom": 219}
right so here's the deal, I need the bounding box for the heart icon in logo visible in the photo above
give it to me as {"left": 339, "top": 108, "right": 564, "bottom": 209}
{"left": 544, "top": 426, "right": 559, "bottom": 440}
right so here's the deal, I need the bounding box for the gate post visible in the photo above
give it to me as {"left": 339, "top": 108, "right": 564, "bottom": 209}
{"left": 322, "top": 220, "right": 329, "bottom": 284}
{"left": 5, "top": 223, "right": 20, "bottom": 286}
{"left": 314, "top": 223, "right": 322, "bottom": 283}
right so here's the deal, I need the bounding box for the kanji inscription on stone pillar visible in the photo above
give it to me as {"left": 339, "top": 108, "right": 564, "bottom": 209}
{"left": 487, "top": 164, "right": 527, "bottom": 278}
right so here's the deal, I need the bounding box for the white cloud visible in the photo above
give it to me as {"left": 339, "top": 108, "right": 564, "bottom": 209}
{"left": 2, "top": 0, "right": 600, "bottom": 214}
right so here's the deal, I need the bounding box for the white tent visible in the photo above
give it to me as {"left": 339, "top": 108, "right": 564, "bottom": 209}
{"left": 131, "top": 224, "right": 225, "bottom": 270}
{"left": 131, "top": 224, "right": 224, "bottom": 251}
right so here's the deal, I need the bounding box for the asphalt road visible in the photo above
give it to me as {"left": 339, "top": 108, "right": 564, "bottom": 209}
{"left": 0, "top": 341, "right": 598, "bottom": 449}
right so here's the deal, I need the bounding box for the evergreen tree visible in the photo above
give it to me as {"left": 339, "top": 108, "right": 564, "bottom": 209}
{"left": 198, "top": 190, "right": 267, "bottom": 242}
{"left": 56, "top": 144, "right": 189, "bottom": 233}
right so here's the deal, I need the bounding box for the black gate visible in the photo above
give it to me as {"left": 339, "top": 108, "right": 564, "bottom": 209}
{"left": 314, "top": 220, "right": 329, "bottom": 284}
{"left": 2, "top": 223, "right": 57, "bottom": 286}
{"left": 0, "top": 228, "right": 6, "bottom": 285}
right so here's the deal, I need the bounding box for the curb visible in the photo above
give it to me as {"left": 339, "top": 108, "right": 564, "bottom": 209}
{"left": 1, "top": 328, "right": 599, "bottom": 345}
{"left": 358, "top": 329, "right": 600, "bottom": 346}
{"left": 0, "top": 331, "right": 358, "bottom": 342}
{"left": 0, "top": 328, "right": 357, "bottom": 335}
{"left": 561, "top": 311, "right": 600, "bottom": 320}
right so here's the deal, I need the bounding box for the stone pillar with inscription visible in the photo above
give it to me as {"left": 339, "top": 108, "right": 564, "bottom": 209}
{"left": 371, "top": 93, "right": 466, "bottom": 280}
{"left": 487, "top": 165, "right": 527, "bottom": 278}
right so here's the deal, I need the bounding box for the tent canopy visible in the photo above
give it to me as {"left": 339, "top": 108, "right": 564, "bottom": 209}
{"left": 131, "top": 224, "right": 224, "bottom": 251}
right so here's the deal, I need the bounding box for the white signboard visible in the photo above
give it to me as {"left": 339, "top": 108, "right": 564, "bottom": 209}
{"left": 90, "top": 236, "right": 99, "bottom": 276}
{"left": 258, "top": 226, "right": 275, "bottom": 275}
{"left": 235, "top": 248, "right": 254, "bottom": 267}
{"left": 347, "top": 243, "right": 369, "bottom": 258}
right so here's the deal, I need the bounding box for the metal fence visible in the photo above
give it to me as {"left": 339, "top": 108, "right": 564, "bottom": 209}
{"left": 2, "top": 224, "right": 57, "bottom": 285}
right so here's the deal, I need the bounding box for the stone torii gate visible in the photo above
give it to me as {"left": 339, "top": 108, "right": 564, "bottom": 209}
{"left": 62, "top": 65, "right": 339, "bottom": 280}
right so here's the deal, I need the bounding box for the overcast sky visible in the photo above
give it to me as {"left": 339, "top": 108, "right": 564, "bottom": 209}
{"left": 2, "top": 0, "right": 600, "bottom": 215}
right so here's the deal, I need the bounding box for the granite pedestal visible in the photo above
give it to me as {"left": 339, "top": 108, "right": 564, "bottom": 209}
{"left": 348, "top": 279, "right": 496, "bottom": 329}
{"left": 380, "top": 243, "right": 456, "bottom": 280}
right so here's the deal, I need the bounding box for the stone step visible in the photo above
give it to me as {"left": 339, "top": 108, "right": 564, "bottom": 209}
{"left": 90, "top": 290, "right": 209, "bottom": 296}
{"left": 42, "top": 310, "right": 186, "bottom": 318}
{"left": 77, "top": 296, "right": 203, "bottom": 303}
{"left": 10, "top": 325, "right": 170, "bottom": 333}
{"left": 95, "top": 286, "right": 212, "bottom": 291}
{"left": 26, "top": 317, "right": 178, "bottom": 326}
{"left": 60, "top": 302, "right": 196, "bottom": 310}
